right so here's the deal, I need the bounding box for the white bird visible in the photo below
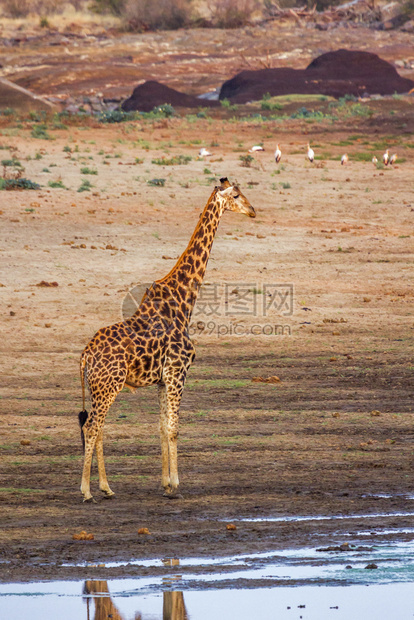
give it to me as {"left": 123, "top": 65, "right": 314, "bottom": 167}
{"left": 199, "top": 147, "right": 212, "bottom": 157}
{"left": 372, "top": 156, "right": 378, "bottom": 166}
{"left": 341, "top": 153, "right": 348, "bottom": 165}
{"left": 248, "top": 145, "right": 265, "bottom": 153}
{"left": 274, "top": 143, "right": 282, "bottom": 163}
{"left": 383, "top": 149, "right": 389, "bottom": 166}
{"left": 307, "top": 142, "right": 314, "bottom": 163}
{"left": 389, "top": 153, "right": 397, "bottom": 165}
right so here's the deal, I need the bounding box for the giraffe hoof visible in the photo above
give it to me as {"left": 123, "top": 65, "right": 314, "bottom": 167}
{"left": 102, "top": 490, "right": 115, "bottom": 499}
{"left": 83, "top": 496, "right": 97, "bottom": 504}
{"left": 163, "top": 491, "right": 184, "bottom": 500}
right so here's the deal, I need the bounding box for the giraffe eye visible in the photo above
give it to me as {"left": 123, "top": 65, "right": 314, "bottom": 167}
{"left": 233, "top": 194, "right": 240, "bottom": 199}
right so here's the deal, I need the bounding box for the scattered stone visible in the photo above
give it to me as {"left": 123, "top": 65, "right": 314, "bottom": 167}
{"left": 73, "top": 530, "right": 94, "bottom": 541}
{"left": 20, "top": 439, "right": 31, "bottom": 446}
{"left": 137, "top": 527, "right": 150, "bottom": 535}
{"left": 226, "top": 523, "right": 237, "bottom": 530}
{"left": 252, "top": 376, "right": 281, "bottom": 383}
{"left": 365, "top": 563, "right": 378, "bottom": 569}
{"left": 36, "top": 281, "right": 59, "bottom": 287}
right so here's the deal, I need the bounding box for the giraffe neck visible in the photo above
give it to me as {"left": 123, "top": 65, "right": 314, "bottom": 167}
{"left": 152, "top": 188, "right": 223, "bottom": 323}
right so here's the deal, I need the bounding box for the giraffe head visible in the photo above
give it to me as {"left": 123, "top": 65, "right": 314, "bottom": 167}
{"left": 217, "top": 177, "right": 256, "bottom": 218}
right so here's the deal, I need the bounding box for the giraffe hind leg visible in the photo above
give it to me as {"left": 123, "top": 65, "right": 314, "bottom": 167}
{"left": 80, "top": 381, "right": 123, "bottom": 503}
{"left": 96, "top": 428, "right": 115, "bottom": 498}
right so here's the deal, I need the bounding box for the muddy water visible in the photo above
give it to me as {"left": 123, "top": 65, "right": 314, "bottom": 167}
{"left": 2, "top": 535, "right": 414, "bottom": 619}
{"left": 1, "top": 582, "right": 414, "bottom": 620}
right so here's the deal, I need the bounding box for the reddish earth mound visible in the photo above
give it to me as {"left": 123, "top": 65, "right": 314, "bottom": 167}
{"left": 219, "top": 49, "right": 414, "bottom": 102}
{"left": 122, "top": 80, "right": 219, "bottom": 112}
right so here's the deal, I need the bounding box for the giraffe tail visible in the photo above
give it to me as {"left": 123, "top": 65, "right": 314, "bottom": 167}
{"left": 79, "top": 352, "right": 89, "bottom": 452}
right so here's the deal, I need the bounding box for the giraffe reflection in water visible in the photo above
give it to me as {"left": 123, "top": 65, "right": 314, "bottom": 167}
{"left": 83, "top": 579, "right": 188, "bottom": 620}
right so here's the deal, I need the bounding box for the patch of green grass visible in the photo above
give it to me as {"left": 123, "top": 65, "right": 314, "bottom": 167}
{"left": 220, "top": 98, "right": 238, "bottom": 111}
{"left": 80, "top": 166, "right": 98, "bottom": 175}
{"left": 187, "top": 378, "right": 250, "bottom": 390}
{"left": 260, "top": 93, "right": 284, "bottom": 111}
{"left": 147, "top": 178, "right": 166, "bottom": 187}
{"left": 77, "top": 178, "right": 93, "bottom": 192}
{"left": 152, "top": 155, "right": 191, "bottom": 166}
{"left": 352, "top": 152, "right": 376, "bottom": 162}
{"left": 31, "top": 124, "right": 54, "bottom": 140}
{"left": 48, "top": 179, "right": 66, "bottom": 189}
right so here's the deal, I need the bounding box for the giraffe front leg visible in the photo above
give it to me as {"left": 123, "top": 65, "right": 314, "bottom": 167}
{"left": 166, "top": 418, "right": 181, "bottom": 499}
{"left": 159, "top": 382, "right": 183, "bottom": 499}
{"left": 158, "top": 385, "right": 171, "bottom": 493}
{"left": 164, "top": 389, "right": 183, "bottom": 500}
{"left": 96, "top": 428, "right": 115, "bottom": 498}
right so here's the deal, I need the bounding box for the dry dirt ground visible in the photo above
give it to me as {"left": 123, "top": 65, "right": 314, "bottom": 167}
{"left": 0, "top": 25, "right": 413, "bottom": 584}
{"left": 1, "top": 21, "right": 414, "bottom": 101}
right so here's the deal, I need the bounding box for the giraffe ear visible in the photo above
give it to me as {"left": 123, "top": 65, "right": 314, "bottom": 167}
{"left": 219, "top": 177, "right": 231, "bottom": 189}
{"left": 218, "top": 185, "right": 234, "bottom": 197}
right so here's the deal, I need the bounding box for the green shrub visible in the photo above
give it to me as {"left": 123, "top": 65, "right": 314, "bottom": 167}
{"left": 90, "top": 0, "right": 125, "bottom": 15}
{"left": 31, "top": 125, "right": 53, "bottom": 140}
{"left": 1, "top": 178, "right": 40, "bottom": 190}
{"left": 260, "top": 93, "right": 283, "bottom": 111}
{"left": 80, "top": 167, "right": 98, "bottom": 175}
{"left": 48, "top": 180, "right": 65, "bottom": 188}
{"left": 147, "top": 178, "right": 166, "bottom": 187}
{"left": 78, "top": 179, "right": 93, "bottom": 192}
{"left": 152, "top": 155, "right": 191, "bottom": 166}
{"left": 151, "top": 103, "right": 176, "bottom": 118}
{"left": 98, "top": 109, "right": 138, "bottom": 123}
{"left": 124, "top": 0, "right": 192, "bottom": 31}
{"left": 239, "top": 154, "right": 254, "bottom": 168}
{"left": 208, "top": 0, "right": 259, "bottom": 28}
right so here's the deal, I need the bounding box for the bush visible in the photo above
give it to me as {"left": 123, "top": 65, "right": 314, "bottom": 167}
{"left": 124, "top": 0, "right": 193, "bottom": 31}
{"left": 89, "top": 0, "right": 125, "bottom": 14}
{"left": 78, "top": 179, "right": 93, "bottom": 192}
{"left": 97, "top": 109, "right": 138, "bottom": 123}
{"left": 207, "top": 0, "right": 259, "bottom": 27}
{"left": 147, "top": 178, "right": 166, "bottom": 186}
{"left": 1, "top": 0, "right": 66, "bottom": 16}
{"left": 260, "top": 93, "right": 283, "bottom": 111}
{"left": 239, "top": 154, "right": 254, "bottom": 167}
{"left": 80, "top": 167, "right": 98, "bottom": 175}
{"left": 152, "top": 155, "right": 191, "bottom": 166}
{"left": 1, "top": 178, "right": 40, "bottom": 190}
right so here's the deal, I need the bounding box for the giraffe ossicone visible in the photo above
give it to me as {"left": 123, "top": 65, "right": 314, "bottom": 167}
{"left": 79, "top": 177, "right": 256, "bottom": 502}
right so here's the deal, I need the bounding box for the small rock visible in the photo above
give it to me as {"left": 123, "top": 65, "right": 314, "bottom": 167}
{"left": 137, "top": 527, "right": 150, "bottom": 535}
{"left": 226, "top": 523, "right": 237, "bottom": 531}
{"left": 73, "top": 530, "right": 94, "bottom": 541}
{"left": 36, "top": 281, "right": 59, "bottom": 287}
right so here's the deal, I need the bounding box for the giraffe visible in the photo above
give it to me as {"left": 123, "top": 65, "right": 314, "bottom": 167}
{"left": 79, "top": 178, "right": 256, "bottom": 502}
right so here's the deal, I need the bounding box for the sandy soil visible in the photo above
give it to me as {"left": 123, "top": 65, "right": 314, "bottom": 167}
{"left": 0, "top": 36, "right": 413, "bottom": 582}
